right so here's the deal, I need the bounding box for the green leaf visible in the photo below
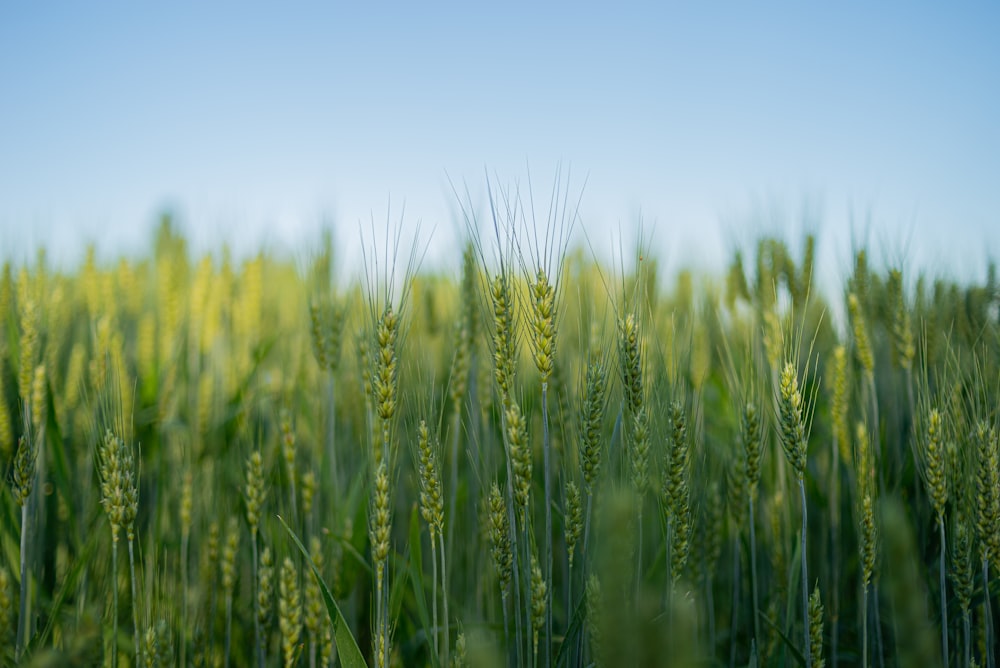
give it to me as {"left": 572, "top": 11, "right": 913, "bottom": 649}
{"left": 758, "top": 610, "right": 806, "bottom": 667}
{"left": 26, "top": 519, "right": 102, "bottom": 654}
{"left": 554, "top": 596, "right": 586, "bottom": 668}
{"left": 278, "top": 514, "right": 368, "bottom": 668}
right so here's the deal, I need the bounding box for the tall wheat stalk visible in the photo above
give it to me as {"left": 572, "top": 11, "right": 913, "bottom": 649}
{"left": 618, "top": 312, "right": 647, "bottom": 600}
{"left": 245, "top": 449, "right": 267, "bottom": 668}
{"left": 921, "top": 408, "right": 950, "bottom": 667}
{"left": 221, "top": 516, "right": 239, "bottom": 668}
{"left": 741, "top": 399, "right": 764, "bottom": 653}
{"left": 122, "top": 438, "right": 140, "bottom": 668}
{"left": 488, "top": 482, "right": 513, "bottom": 650}
{"left": 417, "top": 419, "right": 446, "bottom": 663}
{"left": 13, "top": 277, "right": 39, "bottom": 661}
{"left": 370, "top": 300, "right": 401, "bottom": 668}
{"left": 665, "top": 399, "right": 691, "bottom": 596}
{"left": 98, "top": 428, "right": 129, "bottom": 668}
{"left": 12, "top": 429, "right": 37, "bottom": 662}
{"left": 776, "top": 360, "right": 816, "bottom": 668}
{"left": 530, "top": 267, "right": 556, "bottom": 664}
{"left": 580, "top": 353, "right": 608, "bottom": 561}
{"left": 976, "top": 420, "right": 1000, "bottom": 668}
{"left": 180, "top": 471, "right": 192, "bottom": 668}
{"left": 856, "top": 422, "right": 878, "bottom": 668}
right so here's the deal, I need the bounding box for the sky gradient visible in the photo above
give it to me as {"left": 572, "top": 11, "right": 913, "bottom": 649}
{"left": 2, "top": 2, "right": 999, "bottom": 282}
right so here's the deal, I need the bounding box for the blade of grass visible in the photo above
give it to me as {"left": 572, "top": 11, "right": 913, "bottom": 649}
{"left": 759, "top": 609, "right": 807, "bottom": 668}
{"left": 278, "top": 514, "right": 368, "bottom": 668}
{"left": 553, "top": 596, "right": 586, "bottom": 668}
{"left": 26, "top": 519, "right": 101, "bottom": 653}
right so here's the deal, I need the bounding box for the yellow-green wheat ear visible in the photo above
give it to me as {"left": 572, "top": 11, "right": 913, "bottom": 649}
{"left": 831, "top": 345, "right": 851, "bottom": 466}
{"left": 309, "top": 302, "right": 327, "bottom": 369}
{"left": 417, "top": 419, "right": 444, "bottom": 539}
{"left": 487, "top": 482, "right": 512, "bottom": 594}
{"left": 245, "top": 449, "right": 266, "bottom": 535}
{"left": 369, "top": 462, "right": 392, "bottom": 585}
{"left": 490, "top": 272, "right": 517, "bottom": 409}
{"left": 258, "top": 545, "right": 274, "bottom": 628}
{"left": 848, "top": 293, "right": 875, "bottom": 376}
{"left": 887, "top": 269, "right": 915, "bottom": 370}
{"left": 142, "top": 622, "right": 164, "bottom": 666}
{"left": 506, "top": 401, "right": 532, "bottom": 520}
{"left": 923, "top": 409, "right": 948, "bottom": 518}
{"left": 530, "top": 267, "right": 556, "bottom": 383}
{"left": 220, "top": 516, "right": 240, "bottom": 594}
{"left": 666, "top": 401, "right": 692, "bottom": 583}
{"left": 120, "top": 439, "right": 138, "bottom": 543}
{"left": 809, "top": 583, "right": 825, "bottom": 668}
{"left": 180, "top": 470, "right": 193, "bottom": 539}
{"left": 309, "top": 298, "right": 345, "bottom": 373}
{"left": 974, "top": 423, "right": 999, "bottom": 564}
{"left": 280, "top": 408, "right": 297, "bottom": 487}
{"left": 374, "top": 305, "right": 400, "bottom": 423}
{"left": 618, "top": 313, "right": 643, "bottom": 417}
{"left": 777, "top": 361, "right": 808, "bottom": 479}
{"left": 0, "top": 369, "right": 13, "bottom": 459}
{"left": 453, "top": 631, "right": 467, "bottom": 667}
{"left": 30, "top": 364, "right": 45, "bottom": 434}
{"left": 565, "top": 481, "right": 583, "bottom": 570}
{"left": 301, "top": 470, "right": 316, "bottom": 517}
{"left": 98, "top": 429, "right": 125, "bottom": 543}
{"left": 763, "top": 309, "right": 783, "bottom": 370}
{"left": 447, "top": 244, "right": 479, "bottom": 422}
{"left": 630, "top": 405, "right": 650, "bottom": 495}
{"left": 530, "top": 554, "right": 547, "bottom": 659}
{"left": 860, "top": 491, "right": 878, "bottom": 589}
{"left": 12, "top": 435, "right": 37, "bottom": 508}
{"left": 741, "top": 399, "right": 763, "bottom": 500}
{"left": 304, "top": 536, "right": 326, "bottom": 654}
{"left": 279, "top": 557, "right": 303, "bottom": 668}
{"left": 16, "top": 268, "right": 38, "bottom": 406}
{"left": 580, "top": 355, "right": 608, "bottom": 492}
{"left": 665, "top": 400, "right": 690, "bottom": 512}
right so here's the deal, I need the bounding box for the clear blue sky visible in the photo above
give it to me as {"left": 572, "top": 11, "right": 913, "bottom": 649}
{"left": 2, "top": 2, "right": 998, "bottom": 281}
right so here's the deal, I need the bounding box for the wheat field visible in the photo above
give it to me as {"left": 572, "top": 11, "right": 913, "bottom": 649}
{"left": 1, "top": 213, "right": 999, "bottom": 668}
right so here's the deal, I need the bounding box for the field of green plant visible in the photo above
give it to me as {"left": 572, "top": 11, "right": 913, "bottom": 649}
{"left": 1, "top": 211, "right": 999, "bottom": 668}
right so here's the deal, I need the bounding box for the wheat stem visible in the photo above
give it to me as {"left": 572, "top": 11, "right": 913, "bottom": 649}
{"left": 962, "top": 608, "right": 970, "bottom": 668}
{"left": 748, "top": 495, "right": 761, "bottom": 653}
{"left": 128, "top": 536, "right": 141, "bottom": 667}
{"left": 541, "top": 381, "right": 553, "bottom": 665}
{"left": 940, "top": 516, "right": 950, "bottom": 668}
{"left": 800, "top": 478, "right": 811, "bottom": 668}
{"left": 983, "top": 560, "right": 994, "bottom": 668}
{"left": 431, "top": 532, "right": 438, "bottom": 658}
{"left": 252, "top": 534, "right": 262, "bottom": 668}
{"left": 180, "top": 530, "right": 189, "bottom": 667}
{"left": 508, "top": 473, "right": 525, "bottom": 667}
{"left": 17, "top": 503, "right": 31, "bottom": 662}
{"left": 862, "top": 583, "right": 869, "bottom": 668}
{"left": 730, "top": 525, "right": 741, "bottom": 668}
{"left": 112, "top": 537, "right": 119, "bottom": 668}
{"left": 440, "top": 530, "right": 449, "bottom": 667}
